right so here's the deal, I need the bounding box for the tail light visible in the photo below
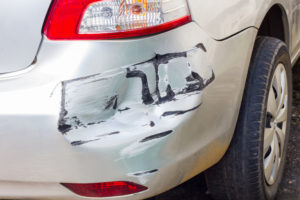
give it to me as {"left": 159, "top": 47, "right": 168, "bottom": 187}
{"left": 43, "top": 0, "right": 191, "bottom": 40}
{"left": 61, "top": 181, "right": 147, "bottom": 197}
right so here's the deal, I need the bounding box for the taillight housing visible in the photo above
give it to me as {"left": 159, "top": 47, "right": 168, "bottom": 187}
{"left": 43, "top": 0, "right": 191, "bottom": 40}
{"left": 61, "top": 181, "right": 147, "bottom": 197}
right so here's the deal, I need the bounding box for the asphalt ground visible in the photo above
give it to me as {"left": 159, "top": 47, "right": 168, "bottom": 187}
{"left": 149, "top": 67, "right": 300, "bottom": 200}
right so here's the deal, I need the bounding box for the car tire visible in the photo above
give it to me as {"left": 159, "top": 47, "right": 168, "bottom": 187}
{"left": 205, "top": 36, "right": 292, "bottom": 200}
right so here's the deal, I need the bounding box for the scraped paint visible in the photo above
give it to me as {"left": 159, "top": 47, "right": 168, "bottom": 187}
{"left": 56, "top": 43, "right": 215, "bottom": 148}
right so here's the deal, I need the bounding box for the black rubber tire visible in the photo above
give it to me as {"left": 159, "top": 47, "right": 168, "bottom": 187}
{"left": 205, "top": 37, "right": 292, "bottom": 200}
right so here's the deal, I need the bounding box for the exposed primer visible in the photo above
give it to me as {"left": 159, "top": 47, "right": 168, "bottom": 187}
{"left": 162, "top": 104, "right": 202, "bottom": 117}
{"left": 57, "top": 43, "right": 215, "bottom": 146}
{"left": 140, "top": 130, "right": 173, "bottom": 143}
{"left": 133, "top": 169, "right": 158, "bottom": 176}
{"left": 58, "top": 76, "right": 121, "bottom": 133}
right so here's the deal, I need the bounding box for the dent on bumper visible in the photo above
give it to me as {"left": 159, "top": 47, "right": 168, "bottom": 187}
{"left": 0, "top": 22, "right": 257, "bottom": 199}
{"left": 58, "top": 43, "right": 214, "bottom": 149}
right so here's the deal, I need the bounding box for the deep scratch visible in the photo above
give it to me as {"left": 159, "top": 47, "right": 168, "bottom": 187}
{"left": 118, "top": 107, "right": 131, "bottom": 112}
{"left": 133, "top": 169, "right": 158, "bottom": 176}
{"left": 105, "top": 95, "right": 118, "bottom": 110}
{"left": 196, "top": 43, "right": 207, "bottom": 52}
{"left": 126, "top": 69, "right": 154, "bottom": 105}
{"left": 140, "top": 130, "right": 173, "bottom": 143}
{"left": 58, "top": 43, "right": 211, "bottom": 135}
{"left": 97, "top": 131, "right": 120, "bottom": 137}
{"left": 162, "top": 104, "right": 202, "bottom": 117}
{"left": 58, "top": 82, "right": 71, "bottom": 134}
{"left": 71, "top": 138, "right": 100, "bottom": 146}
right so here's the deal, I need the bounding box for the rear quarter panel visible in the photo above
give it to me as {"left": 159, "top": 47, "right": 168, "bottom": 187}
{"left": 0, "top": 0, "right": 51, "bottom": 73}
{"left": 187, "top": 0, "right": 290, "bottom": 40}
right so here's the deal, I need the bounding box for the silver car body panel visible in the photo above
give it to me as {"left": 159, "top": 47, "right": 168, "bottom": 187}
{"left": 0, "top": 0, "right": 51, "bottom": 73}
{"left": 0, "top": 22, "right": 257, "bottom": 199}
{"left": 188, "top": 0, "right": 289, "bottom": 40}
{"left": 1, "top": 0, "right": 300, "bottom": 74}
{"left": 0, "top": 0, "right": 300, "bottom": 199}
{"left": 188, "top": 0, "right": 300, "bottom": 61}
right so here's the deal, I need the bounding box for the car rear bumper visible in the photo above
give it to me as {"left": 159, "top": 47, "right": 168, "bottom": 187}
{"left": 0, "top": 23, "right": 257, "bottom": 199}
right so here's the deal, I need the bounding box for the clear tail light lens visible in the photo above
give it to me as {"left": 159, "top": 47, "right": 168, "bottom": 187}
{"left": 44, "top": 0, "right": 191, "bottom": 40}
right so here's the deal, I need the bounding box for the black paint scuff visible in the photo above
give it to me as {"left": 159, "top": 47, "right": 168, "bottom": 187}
{"left": 105, "top": 95, "right": 118, "bottom": 110}
{"left": 150, "top": 121, "right": 155, "bottom": 127}
{"left": 140, "top": 130, "right": 173, "bottom": 143}
{"left": 126, "top": 43, "right": 213, "bottom": 105}
{"left": 118, "top": 107, "right": 131, "bottom": 112}
{"left": 58, "top": 82, "right": 72, "bottom": 134}
{"left": 71, "top": 138, "right": 100, "bottom": 146}
{"left": 58, "top": 43, "right": 213, "bottom": 135}
{"left": 162, "top": 104, "right": 202, "bottom": 117}
{"left": 97, "top": 131, "right": 120, "bottom": 137}
{"left": 72, "top": 131, "right": 120, "bottom": 146}
{"left": 133, "top": 169, "right": 158, "bottom": 176}
{"left": 126, "top": 69, "right": 154, "bottom": 105}
{"left": 180, "top": 71, "right": 215, "bottom": 94}
{"left": 196, "top": 43, "right": 207, "bottom": 52}
{"left": 87, "top": 120, "right": 105, "bottom": 126}
{"left": 58, "top": 124, "right": 72, "bottom": 134}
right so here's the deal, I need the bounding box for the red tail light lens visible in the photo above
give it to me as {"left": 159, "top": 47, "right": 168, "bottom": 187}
{"left": 43, "top": 0, "right": 191, "bottom": 40}
{"left": 61, "top": 181, "right": 147, "bottom": 197}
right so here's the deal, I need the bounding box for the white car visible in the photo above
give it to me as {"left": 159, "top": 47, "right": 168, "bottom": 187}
{"left": 0, "top": 0, "right": 298, "bottom": 199}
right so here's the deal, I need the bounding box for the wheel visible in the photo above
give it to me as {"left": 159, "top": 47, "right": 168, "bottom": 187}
{"left": 205, "top": 36, "right": 292, "bottom": 200}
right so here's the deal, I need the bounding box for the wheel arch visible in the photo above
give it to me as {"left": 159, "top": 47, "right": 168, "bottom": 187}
{"left": 257, "top": 4, "right": 290, "bottom": 48}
